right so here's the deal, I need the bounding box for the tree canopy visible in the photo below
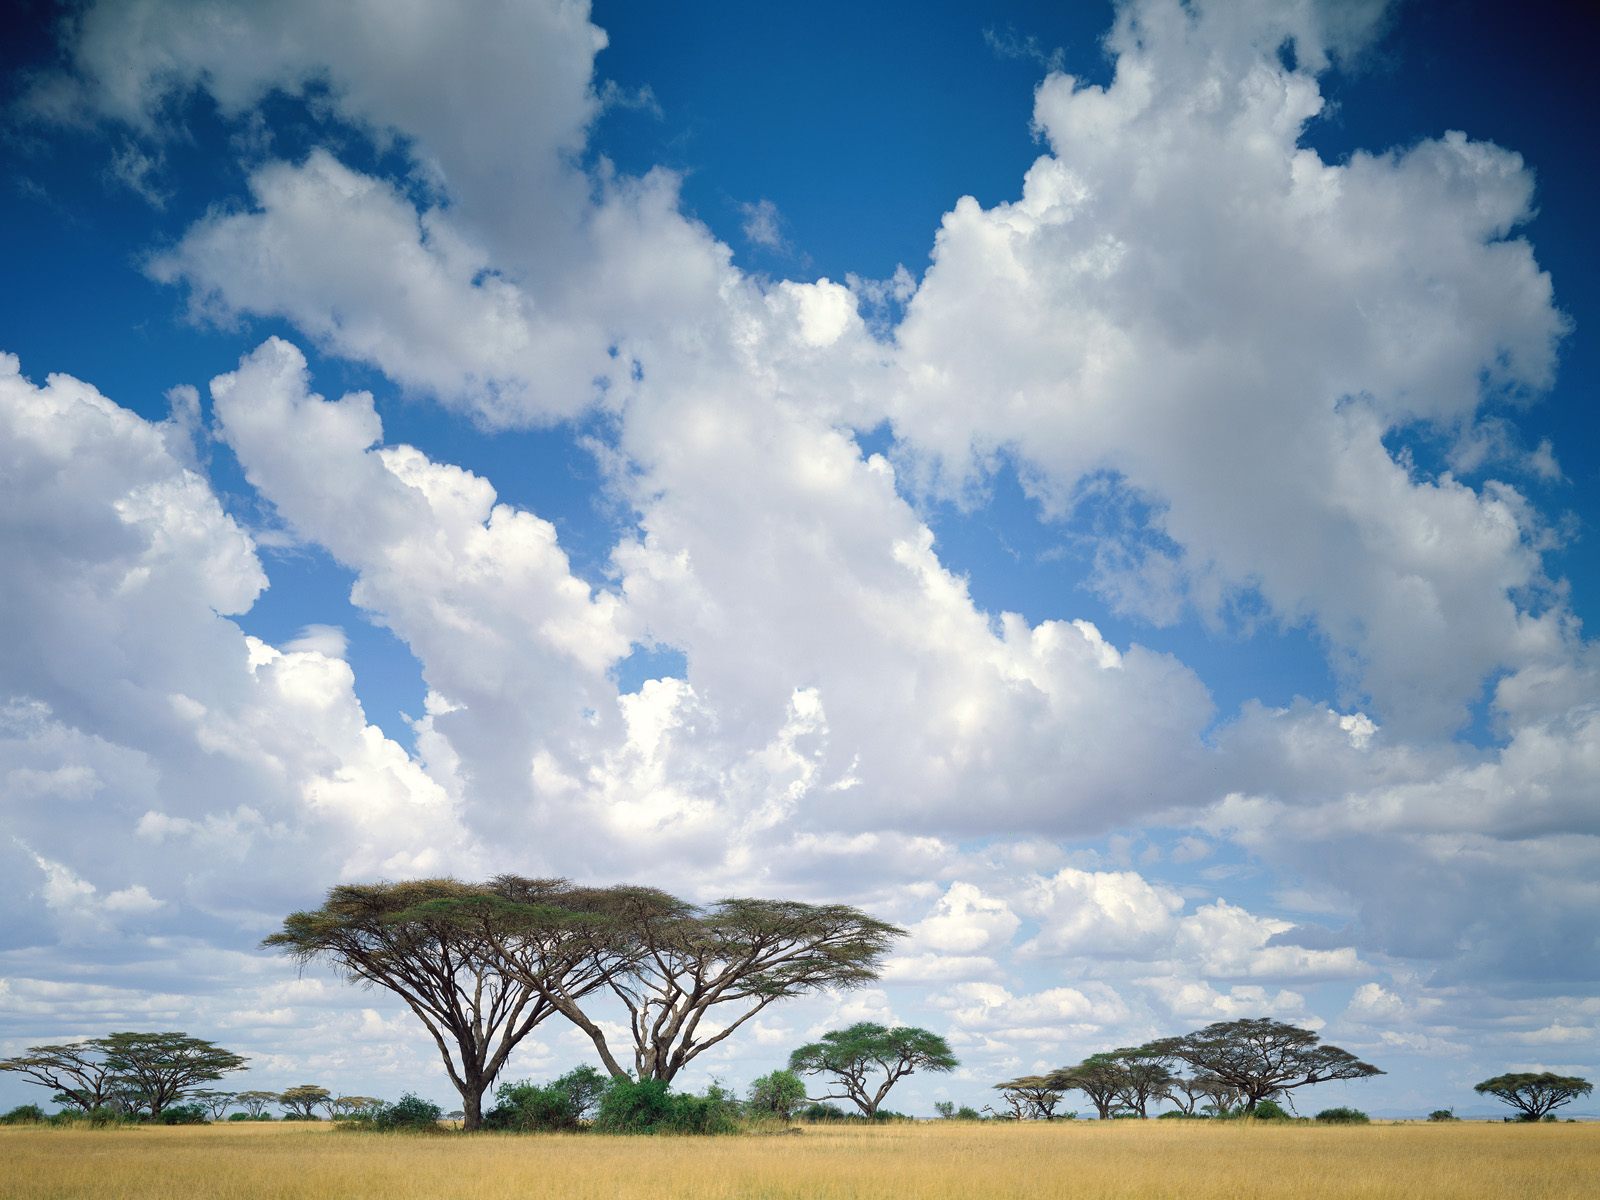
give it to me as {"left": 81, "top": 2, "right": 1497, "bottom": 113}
{"left": 1474, "top": 1072, "right": 1592, "bottom": 1121}
{"left": 789, "top": 1022, "right": 957, "bottom": 1117}
{"left": 278, "top": 1084, "right": 333, "bottom": 1118}
{"left": 421, "top": 878, "right": 902, "bottom": 1083}
{"left": 263, "top": 877, "right": 605, "bottom": 1130}
{"left": 0, "top": 1042, "right": 120, "bottom": 1112}
{"left": 1145, "top": 1019, "right": 1381, "bottom": 1114}
{"left": 94, "top": 1032, "right": 248, "bottom": 1117}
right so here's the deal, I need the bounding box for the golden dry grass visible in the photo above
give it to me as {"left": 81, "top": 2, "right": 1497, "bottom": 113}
{"left": 2, "top": 1119, "right": 1595, "bottom": 1200}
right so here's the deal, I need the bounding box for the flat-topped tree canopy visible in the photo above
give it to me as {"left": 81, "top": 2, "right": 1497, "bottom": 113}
{"left": 1475, "top": 1072, "right": 1592, "bottom": 1121}
{"left": 1145, "top": 1018, "right": 1382, "bottom": 1114}
{"left": 263, "top": 877, "right": 609, "bottom": 1130}
{"left": 421, "top": 878, "right": 903, "bottom": 1082}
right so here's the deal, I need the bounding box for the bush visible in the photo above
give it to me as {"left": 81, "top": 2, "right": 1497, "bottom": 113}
{"left": 797, "top": 1101, "right": 848, "bottom": 1123}
{"left": 367, "top": 1093, "right": 444, "bottom": 1132}
{"left": 748, "top": 1070, "right": 806, "bottom": 1123}
{"left": 151, "top": 1104, "right": 208, "bottom": 1125}
{"left": 280, "top": 1111, "right": 321, "bottom": 1121}
{"left": 227, "top": 1112, "right": 275, "bottom": 1121}
{"left": 1, "top": 1104, "right": 47, "bottom": 1125}
{"left": 1250, "top": 1100, "right": 1293, "bottom": 1121}
{"left": 485, "top": 1081, "right": 582, "bottom": 1132}
{"left": 47, "top": 1106, "right": 135, "bottom": 1128}
{"left": 593, "top": 1078, "right": 741, "bottom": 1136}
{"left": 1157, "top": 1110, "right": 1208, "bottom": 1120}
{"left": 1315, "top": 1107, "right": 1370, "bottom": 1124}
{"left": 1427, "top": 1109, "right": 1457, "bottom": 1121}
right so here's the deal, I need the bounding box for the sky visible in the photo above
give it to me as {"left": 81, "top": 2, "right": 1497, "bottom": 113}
{"left": 0, "top": 0, "right": 1596, "bottom": 1119}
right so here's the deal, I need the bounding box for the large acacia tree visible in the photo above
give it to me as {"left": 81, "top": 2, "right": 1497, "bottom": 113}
{"left": 0, "top": 1042, "right": 120, "bottom": 1111}
{"left": 789, "top": 1023, "right": 957, "bottom": 1117}
{"left": 264, "top": 878, "right": 611, "bottom": 1130}
{"left": 1475, "top": 1072, "right": 1592, "bottom": 1121}
{"left": 96, "top": 1032, "right": 248, "bottom": 1117}
{"left": 428, "top": 879, "right": 902, "bottom": 1083}
{"left": 1146, "top": 1019, "right": 1382, "bottom": 1114}
{"left": 1047, "top": 1054, "right": 1129, "bottom": 1120}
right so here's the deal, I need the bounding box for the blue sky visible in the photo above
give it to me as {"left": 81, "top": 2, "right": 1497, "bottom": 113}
{"left": 1, "top": 0, "right": 1596, "bottom": 1118}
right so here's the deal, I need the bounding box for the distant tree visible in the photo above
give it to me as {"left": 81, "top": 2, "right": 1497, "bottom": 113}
{"left": 934, "top": 1100, "right": 956, "bottom": 1119}
{"left": 1146, "top": 1019, "right": 1382, "bottom": 1114}
{"left": 993, "top": 1075, "right": 1067, "bottom": 1120}
{"left": 0, "top": 1043, "right": 119, "bottom": 1111}
{"left": 235, "top": 1090, "right": 280, "bottom": 1118}
{"left": 435, "top": 880, "right": 902, "bottom": 1084}
{"left": 1110, "top": 1047, "right": 1173, "bottom": 1118}
{"left": 1427, "top": 1108, "right": 1458, "bottom": 1122}
{"left": 1048, "top": 1055, "right": 1129, "bottom": 1120}
{"left": 264, "top": 878, "right": 607, "bottom": 1131}
{"left": 551, "top": 1066, "right": 610, "bottom": 1122}
{"left": 278, "top": 1084, "right": 333, "bottom": 1118}
{"left": 95, "top": 1032, "right": 247, "bottom": 1117}
{"left": 189, "top": 1090, "right": 235, "bottom": 1120}
{"left": 1163, "top": 1075, "right": 1213, "bottom": 1116}
{"left": 330, "top": 1095, "right": 384, "bottom": 1117}
{"left": 748, "top": 1069, "right": 807, "bottom": 1123}
{"left": 1474, "top": 1073, "right": 1592, "bottom": 1122}
{"left": 789, "top": 1023, "right": 957, "bottom": 1118}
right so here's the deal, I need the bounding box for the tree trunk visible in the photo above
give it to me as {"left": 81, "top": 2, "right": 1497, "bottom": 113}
{"left": 459, "top": 1079, "right": 485, "bottom": 1132}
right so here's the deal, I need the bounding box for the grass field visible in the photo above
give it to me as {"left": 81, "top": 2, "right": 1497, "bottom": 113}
{"left": 2, "top": 1120, "right": 1596, "bottom": 1199}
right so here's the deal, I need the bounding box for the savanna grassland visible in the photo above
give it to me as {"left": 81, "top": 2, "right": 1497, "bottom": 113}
{"left": 2, "top": 1119, "right": 1596, "bottom": 1200}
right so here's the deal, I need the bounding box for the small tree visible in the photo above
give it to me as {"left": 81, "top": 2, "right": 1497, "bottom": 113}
{"left": 1110, "top": 1047, "right": 1173, "bottom": 1118}
{"left": 96, "top": 1032, "right": 247, "bottom": 1117}
{"left": 0, "top": 1043, "right": 119, "bottom": 1111}
{"left": 279, "top": 1084, "right": 333, "bottom": 1118}
{"left": 1048, "top": 1055, "right": 1128, "bottom": 1120}
{"left": 1474, "top": 1073, "right": 1592, "bottom": 1122}
{"left": 331, "top": 1095, "right": 384, "bottom": 1117}
{"left": 235, "top": 1090, "right": 280, "bottom": 1118}
{"left": 189, "top": 1090, "right": 235, "bottom": 1120}
{"left": 748, "top": 1069, "right": 806, "bottom": 1122}
{"left": 994, "top": 1075, "right": 1067, "bottom": 1120}
{"left": 1147, "top": 1019, "right": 1381, "bottom": 1114}
{"left": 789, "top": 1023, "right": 957, "bottom": 1117}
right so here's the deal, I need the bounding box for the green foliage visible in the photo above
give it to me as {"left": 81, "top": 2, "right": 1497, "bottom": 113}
{"left": 1, "top": 1104, "right": 47, "bottom": 1124}
{"left": 1475, "top": 1072, "right": 1592, "bottom": 1121}
{"left": 933, "top": 1100, "right": 955, "bottom": 1119}
{"left": 797, "top": 1101, "right": 848, "bottom": 1122}
{"left": 151, "top": 1103, "right": 208, "bottom": 1125}
{"left": 280, "top": 1112, "right": 320, "bottom": 1121}
{"left": 227, "top": 1111, "right": 276, "bottom": 1121}
{"left": 1427, "top": 1109, "right": 1458, "bottom": 1122}
{"left": 747, "top": 1070, "right": 806, "bottom": 1123}
{"left": 954, "top": 1105, "right": 982, "bottom": 1120}
{"left": 485, "top": 1081, "right": 582, "bottom": 1132}
{"left": 1157, "top": 1110, "right": 1208, "bottom": 1119}
{"left": 1250, "top": 1099, "right": 1293, "bottom": 1121}
{"left": 789, "top": 1023, "right": 957, "bottom": 1117}
{"left": 363, "top": 1093, "right": 445, "bottom": 1132}
{"left": 1314, "top": 1106, "right": 1370, "bottom": 1124}
{"left": 593, "top": 1078, "right": 741, "bottom": 1135}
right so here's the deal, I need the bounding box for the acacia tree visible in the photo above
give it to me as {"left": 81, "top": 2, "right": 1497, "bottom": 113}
{"left": 235, "top": 1090, "right": 280, "bottom": 1118}
{"left": 96, "top": 1033, "right": 248, "bottom": 1117}
{"left": 748, "top": 1069, "right": 807, "bottom": 1123}
{"left": 1147, "top": 1019, "right": 1381, "bottom": 1114}
{"left": 190, "top": 1090, "right": 235, "bottom": 1120}
{"left": 993, "top": 1075, "right": 1067, "bottom": 1120}
{"left": 331, "top": 1095, "right": 384, "bottom": 1117}
{"left": 1048, "top": 1055, "right": 1128, "bottom": 1120}
{"left": 1111, "top": 1047, "right": 1174, "bottom": 1118}
{"left": 279, "top": 1084, "right": 333, "bottom": 1118}
{"left": 789, "top": 1023, "right": 958, "bottom": 1117}
{"left": 1163, "top": 1074, "right": 1232, "bottom": 1116}
{"left": 0, "top": 1043, "right": 119, "bottom": 1111}
{"left": 440, "top": 880, "right": 903, "bottom": 1083}
{"left": 264, "top": 878, "right": 610, "bottom": 1131}
{"left": 1474, "top": 1073, "right": 1592, "bottom": 1121}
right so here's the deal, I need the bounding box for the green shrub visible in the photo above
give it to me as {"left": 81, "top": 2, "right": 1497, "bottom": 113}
{"left": 227, "top": 1111, "right": 275, "bottom": 1121}
{"left": 280, "top": 1111, "right": 320, "bottom": 1121}
{"left": 151, "top": 1104, "right": 208, "bottom": 1125}
{"left": 1315, "top": 1107, "right": 1370, "bottom": 1124}
{"left": 593, "top": 1078, "right": 740, "bottom": 1135}
{"left": 1250, "top": 1100, "right": 1292, "bottom": 1121}
{"left": 485, "top": 1081, "right": 581, "bottom": 1132}
{"left": 797, "top": 1101, "right": 848, "bottom": 1123}
{"left": 749, "top": 1070, "right": 806, "bottom": 1123}
{"left": 1427, "top": 1109, "right": 1457, "bottom": 1122}
{"left": 1157, "top": 1110, "right": 1208, "bottom": 1119}
{"left": 1, "top": 1104, "right": 47, "bottom": 1125}
{"left": 368, "top": 1093, "right": 444, "bottom": 1132}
